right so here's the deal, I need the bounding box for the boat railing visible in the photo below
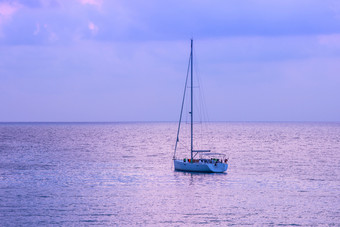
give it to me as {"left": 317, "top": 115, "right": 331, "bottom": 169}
{"left": 182, "top": 158, "right": 228, "bottom": 164}
{"left": 192, "top": 150, "right": 211, "bottom": 153}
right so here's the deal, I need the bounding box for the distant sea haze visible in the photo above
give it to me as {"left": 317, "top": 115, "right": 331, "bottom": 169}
{"left": 0, "top": 122, "right": 339, "bottom": 225}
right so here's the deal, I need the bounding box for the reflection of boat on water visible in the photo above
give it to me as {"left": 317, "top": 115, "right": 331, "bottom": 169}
{"left": 172, "top": 39, "right": 228, "bottom": 173}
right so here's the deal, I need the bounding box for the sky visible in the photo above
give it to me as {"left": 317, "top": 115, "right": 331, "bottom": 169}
{"left": 1, "top": 0, "right": 340, "bottom": 122}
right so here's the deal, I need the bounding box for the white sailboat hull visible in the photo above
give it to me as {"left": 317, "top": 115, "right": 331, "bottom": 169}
{"left": 174, "top": 160, "right": 228, "bottom": 173}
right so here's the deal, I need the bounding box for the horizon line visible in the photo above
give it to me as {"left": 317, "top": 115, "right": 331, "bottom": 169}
{"left": 0, "top": 120, "right": 339, "bottom": 124}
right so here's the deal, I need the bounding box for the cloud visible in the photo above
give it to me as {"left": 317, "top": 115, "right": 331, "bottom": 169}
{"left": 42, "top": 23, "right": 58, "bottom": 42}
{"left": 88, "top": 21, "right": 98, "bottom": 35}
{"left": 77, "top": 0, "right": 103, "bottom": 8}
{"left": 1, "top": 0, "right": 340, "bottom": 45}
{"left": 64, "top": 0, "right": 340, "bottom": 42}
{"left": 0, "top": 1, "right": 21, "bottom": 33}
{"left": 33, "top": 22, "right": 40, "bottom": 35}
{"left": 0, "top": 1, "right": 21, "bottom": 16}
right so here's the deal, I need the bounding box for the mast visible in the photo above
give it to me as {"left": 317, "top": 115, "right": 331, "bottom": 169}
{"left": 190, "top": 39, "right": 193, "bottom": 162}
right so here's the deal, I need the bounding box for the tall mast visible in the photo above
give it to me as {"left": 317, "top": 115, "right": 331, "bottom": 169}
{"left": 190, "top": 39, "right": 193, "bottom": 162}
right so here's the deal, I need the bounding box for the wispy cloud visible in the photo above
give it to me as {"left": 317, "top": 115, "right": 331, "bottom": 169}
{"left": 0, "top": 1, "right": 21, "bottom": 33}
{"left": 88, "top": 21, "right": 99, "bottom": 35}
{"left": 2, "top": 0, "right": 340, "bottom": 45}
{"left": 0, "top": 2, "right": 21, "bottom": 16}
{"left": 77, "top": 0, "right": 103, "bottom": 8}
{"left": 33, "top": 22, "right": 40, "bottom": 35}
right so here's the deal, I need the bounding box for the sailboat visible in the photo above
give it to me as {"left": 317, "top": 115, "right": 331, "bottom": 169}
{"left": 173, "top": 39, "right": 228, "bottom": 173}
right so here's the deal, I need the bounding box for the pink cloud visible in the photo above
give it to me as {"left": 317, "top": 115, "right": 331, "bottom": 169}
{"left": 0, "top": 1, "right": 21, "bottom": 23}
{"left": 43, "top": 23, "right": 58, "bottom": 42}
{"left": 77, "top": 0, "right": 103, "bottom": 8}
{"left": 0, "top": 2, "right": 21, "bottom": 36}
{"left": 88, "top": 21, "right": 99, "bottom": 35}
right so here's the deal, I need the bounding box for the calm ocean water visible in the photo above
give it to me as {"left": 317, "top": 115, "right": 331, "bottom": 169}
{"left": 0, "top": 122, "right": 339, "bottom": 226}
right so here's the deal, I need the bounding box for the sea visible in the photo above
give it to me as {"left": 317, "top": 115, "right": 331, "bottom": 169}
{"left": 0, "top": 122, "right": 339, "bottom": 226}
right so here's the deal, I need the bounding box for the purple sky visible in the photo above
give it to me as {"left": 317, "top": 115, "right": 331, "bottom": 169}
{"left": 1, "top": 0, "right": 340, "bottom": 122}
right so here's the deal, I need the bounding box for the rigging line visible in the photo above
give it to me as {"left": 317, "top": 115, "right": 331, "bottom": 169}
{"left": 193, "top": 45, "right": 212, "bottom": 148}
{"left": 179, "top": 140, "right": 190, "bottom": 152}
{"left": 195, "top": 71, "right": 204, "bottom": 147}
{"left": 198, "top": 76, "right": 211, "bottom": 145}
{"left": 190, "top": 46, "right": 200, "bottom": 148}
{"left": 193, "top": 48, "right": 209, "bottom": 148}
{"left": 194, "top": 82, "right": 203, "bottom": 148}
{"left": 173, "top": 53, "right": 191, "bottom": 159}
{"left": 195, "top": 63, "right": 209, "bottom": 123}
